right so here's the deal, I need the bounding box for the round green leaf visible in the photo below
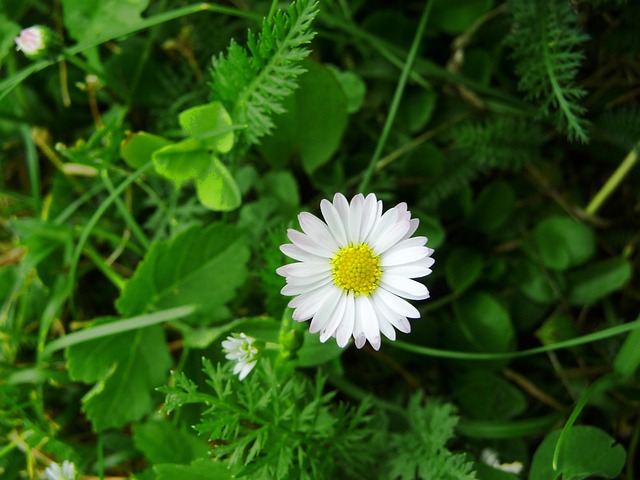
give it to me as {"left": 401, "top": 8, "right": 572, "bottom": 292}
{"left": 530, "top": 426, "right": 626, "bottom": 480}
{"left": 297, "top": 330, "right": 344, "bottom": 367}
{"left": 468, "top": 181, "right": 516, "bottom": 233}
{"left": 567, "top": 257, "right": 631, "bottom": 306}
{"left": 195, "top": 157, "right": 242, "bottom": 211}
{"left": 258, "top": 60, "right": 348, "bottom": 173}
{"left": 152, "top": 139, "right": 210, "bottom": 185}
{"left": 532, "top": 215, "right": 595, "bottom": 271}
{"left": 451, "top": 291, "right": 515, "bottom": 355}
{"left": 453, "top": 371, "right": 526, "bottom": 420}
{"left": 429, "top": 0, "right": 493, "bottom": 35}
{"left": 417, "top": 213, "right": 445, "bottom": 249}
{"left": 445, "top": 246, "right": 483, "bottom": 292}
{"left": 178, "top": 101, "right": 234, "bottom": 153}
{"left": 120, "top": 131, "right": 171, "bottom": 168}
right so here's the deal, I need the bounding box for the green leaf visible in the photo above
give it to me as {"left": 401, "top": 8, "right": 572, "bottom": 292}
{"left": 152, "top": 139, "right": 210, "bottom": 185}
{"left": 195, "top": 157, "right": 241, "bottom": 211}
{"left": 450, "top": 291, "right": 515, "bottom": 362}
{"left": 453, "top": 371, "right": 526, "bottom": 420}
{"left": 468, "top": 181, "right": 516, "bottom": 233}
{"left": 258, "top": 60, "right": 349, "bottom": 173}
{"left": 326, "top": 65, "right": 366, "bottom": 114}
{"left": 297, "top": 330, "right": 345, "bottom": 367}
{"left": 530, "top": 426, "right": 626, "bottom": 480}
{"left": 66, "top": 321, "right": 171, "bottom": 431}
{"left": 155, "top": 459, "right": 236, "bottom": 480}
{"left": 567, "top": 257, "right": 632, "bottom": 305}
{"left": 116, "top": 223, "right": 250, "bottom": 322}
{"left": 61, "top": 0, "right": 150, "bottom": 44}
{"left": 531, "top": 215, "right": 595, "bottom": 270}
{"left": 178, "top": 102, "right": 234, "bottom": 153}
{"left": 133, "top": 420, "right": 209, "bottom": 465}
{"left": 445, "top": 246, "right": 483, "bottom": 292}
{"left": 429, "top": 0, "right": 493, "bottom": 35}
{"left": 535, "top": 314, "right": 580, "bottom": 346}
{"left": 614, "top": 324, "right": 640, "bottom": 380}
{"left": 0, "top": 14, "right": 21, "bottom": 68}
{"left": 120, "top": 131, "right": 171, "bottom": 169}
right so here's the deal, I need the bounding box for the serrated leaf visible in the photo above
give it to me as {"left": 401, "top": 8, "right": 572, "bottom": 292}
{"left": 195, "top": 157, "right": 241, "bottom": 211}
{"left": 120, "top": 131, "right": 171, "bottom": 169}
{"left": 116, "top": 223, "right": 250, "bottom": 322}
{"left": 66, "top": 321, "right": 171, "bottom": 431}
{"left": 61, "top": 0, "right": 149, "bottom": 44}
{"left": 178, "top": 102, "right": 234, "bottom": 153}
{"left": 133, "top": 420, "right": 209, "bottom": 465}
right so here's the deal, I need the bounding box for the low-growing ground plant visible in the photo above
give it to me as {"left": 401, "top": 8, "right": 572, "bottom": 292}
{"left": 1, "top": 0, "right": 638, "bottom": 479}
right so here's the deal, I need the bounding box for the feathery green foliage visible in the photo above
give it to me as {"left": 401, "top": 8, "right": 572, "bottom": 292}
{"left": 506, "top": 0, "right": 590, "bottom": 142}
{"left": 385, "top": 394, "right": 477, "bottom": 480}
{"left": 453, "top": 118, "right": 543, "bottom": 169}
{"left": 209, "top": 0, "right": 319, "bottom": 145}
{"left": 594, "top": 106, "right": 640, "bottom": 151}
{"left": 161, "top": 359, "right": 381, "bottom": 480}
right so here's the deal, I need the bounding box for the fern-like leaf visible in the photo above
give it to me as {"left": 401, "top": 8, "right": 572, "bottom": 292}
{"left": 594, "top": 106, "right": 640, "bottom": 152}
{"left": 209, "top": 0, "right": 319, "bottom": 145}
{"left": 507, "top": 0, "right": 590, "bottom": 142}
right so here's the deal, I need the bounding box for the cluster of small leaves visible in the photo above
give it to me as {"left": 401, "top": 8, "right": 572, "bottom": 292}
{"left": 385, "top": 394, "right": 477, "bottom": 480}
{"left": 506, "top": 0, "right": 590, "bottom": 142}
{"left": 209, "top": 0, "right": 319, "bottom": 145}
{"left": 161, "top": 359, "right": 381, "bottom": 479}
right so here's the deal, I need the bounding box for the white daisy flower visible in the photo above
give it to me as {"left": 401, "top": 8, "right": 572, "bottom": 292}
{"left": 44, "top": 460, "right": 76, "bottom": 480}
{"left": 277, "top": 193, "right": 434, "bottom": 350}
{"left": 15, "top": 26, "right": 46, "bottom": 56}
{"left": 222, "top": 333, "right": 259, "bottom": 380}
{"left": 481, "top": 449, "right": 524, "bottom": 475}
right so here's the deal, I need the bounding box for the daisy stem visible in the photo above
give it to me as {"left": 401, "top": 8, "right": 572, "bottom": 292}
{"left": 357, "top": 0, "right": 434, "bottom": 193}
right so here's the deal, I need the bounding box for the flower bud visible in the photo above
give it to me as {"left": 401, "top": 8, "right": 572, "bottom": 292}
{"left": 15, "top": 25, "right": 61, "bottom": 59}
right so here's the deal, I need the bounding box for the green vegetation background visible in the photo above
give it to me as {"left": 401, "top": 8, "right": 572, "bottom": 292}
{"left": 0, "top": 0, "right": 639, "bottom": 479}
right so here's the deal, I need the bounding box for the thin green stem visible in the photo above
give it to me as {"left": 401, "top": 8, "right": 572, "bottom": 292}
{"left": 392, "top": 316, "right": 640, "bottom": 360}
{"left": 100, "top": 170, "right": 151, "bottom": 250}
{"left": 358, "top": 0, "right": 434, "bottom": 193}
{"left": 83, "top": 244, "right": 126, "bottom": 291}
{"left": 552, "top": 374, "right": 615, "bottom": 470}
{"left": 20, "top": 125, "right": 41, "bottom": 214}
{"left": 585, "top": 145, "right": 639, "bottom": 215}
{"left": 67, "top": 163, "right": 153, "bottom": 313}
{"left": 267, "top": 0, "right": 280, "bottom": 22}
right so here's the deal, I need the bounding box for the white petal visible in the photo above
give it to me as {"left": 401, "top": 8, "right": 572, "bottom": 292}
{"left": 348, "top": 194, "right": 364, "bottom": 242}
{"left": 380, "top": 246, "right": 430, "bottom": 267}
{"left": 320, "top": 293, "right": 348, "bottom": 342}
{"left": 384, "top": 263, "right": 431, "bottom": 278}
{"left": 281, "top": 276, "right": 332, "bottom": 296}
{"left": 402, "top": 218, "right": 420, "bottom": 240}
{"left": 395, "top": 202, "right": 409, "bottom": 222}
{"left": 376, "top": 287, "right": 421, "bottom": 318}
{"left": 359, "top": 193, "right": 379, "bottom": 243}
{"left": 309, "top": 289, "right": 341, "bottom": 333}
{"left": 366, "top": 207, "right": 399, "bottom": 245}
{"left": 298, "top": 212, "right": 339, "bottom": 252}
{"left": 290, "top": 282, "right": 336, "bottom": 320}
{"left": 371, "top": 291, "right": 412, "bottom": 334}
{"left": 336, "top": 292, "right": 355, "bottom": 347}
{"left": 377, "top": 313, "right": 396, "bottom": 341}
{"left": 280, "top": 243, "right": 326, "bottom": 263}
{"left": 283, "top": 271, "right": 332, "bottom": 286}
{"left": 371, "top": 220, "right": 410, "bottom": 254}
{"left": 380, "top": 275, "right": 429, "bottom": 300}
{"left": 277, "top": 262, "right": 329, "bottom": 278}
{"left": 320, "top": 198, "right": 348, "bottom": 246}
{"left": 288, "top": 229, "right": 334, "bottom": 258}
{"left": 355, "top": 295, "right": 381, "bottom": 350}
{"left": 333, "top": 193, "right": 351, "bottom": 233}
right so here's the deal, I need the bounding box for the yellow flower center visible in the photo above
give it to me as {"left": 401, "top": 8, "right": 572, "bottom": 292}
{"left": 331, "top": 244, "right": 381, "bottom": 296}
